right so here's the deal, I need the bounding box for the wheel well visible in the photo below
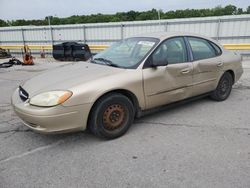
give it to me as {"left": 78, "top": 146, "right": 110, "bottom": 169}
{"left": 225, "top": 70, "right": 235, "bottom": 84}
{"left": 108, "top": 90, "right": 140, "bottom": 111}
{"left": 87, "top": 89, "right": 140, "bottom": 129}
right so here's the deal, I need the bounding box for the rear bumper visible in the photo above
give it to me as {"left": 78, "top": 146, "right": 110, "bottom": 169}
{"left": 235, "top": 65, "right": 243, "bottom": 83}
{"left": 11, "top": 88, "right": 93, "bottom": 134}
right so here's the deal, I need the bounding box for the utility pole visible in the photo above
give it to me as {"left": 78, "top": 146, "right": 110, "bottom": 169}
{"left": 47, "top": 16, "right": 53, "bottom": 45}
{"left": 48, "top": 16, "right": 51, "bottom": 26}
{"left": 158, "top": 9, "right": 161, "bottom": 25}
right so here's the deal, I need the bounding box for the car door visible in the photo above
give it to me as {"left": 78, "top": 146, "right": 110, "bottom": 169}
{"left": 186, "top": 37, "right": 223, "bottom": 96}
{"left": 142, "top": 37, "right": 193, "bottom": 109}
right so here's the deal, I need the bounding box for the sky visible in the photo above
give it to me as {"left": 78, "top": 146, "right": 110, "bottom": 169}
{"left": 0, "top": 0, "right": 249, "bottom": 20}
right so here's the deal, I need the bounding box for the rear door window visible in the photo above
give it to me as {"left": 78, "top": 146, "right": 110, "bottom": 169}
{"left": 188, "top": 37, "right": 217, "bottom": 61}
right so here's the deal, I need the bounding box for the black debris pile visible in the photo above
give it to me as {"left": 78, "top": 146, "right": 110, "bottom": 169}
{"left": 53, "top": 42, "right": 92, "bottom": 61}
{"left": 0, "top": 48, "right": 11, "bottom": 59}
{"left": 0, "top": 58, "right": 23, "bottom": 68}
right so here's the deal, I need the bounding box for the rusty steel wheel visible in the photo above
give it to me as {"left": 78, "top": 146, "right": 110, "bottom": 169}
{"left": 88, "top": 93, "right": 135, "bottom": 139}
{"left": 102, "top": 104, "right": 127, "bottom": 131}
{"left": 210, "top": 72, "right": 233, "bottom": 101}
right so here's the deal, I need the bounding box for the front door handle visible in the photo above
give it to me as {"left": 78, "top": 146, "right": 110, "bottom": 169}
{"left": 181, "top": 68, "right": 191, "bottom": 74}
{"left": 217, "top": 62, "right": 224, "bottom": 67}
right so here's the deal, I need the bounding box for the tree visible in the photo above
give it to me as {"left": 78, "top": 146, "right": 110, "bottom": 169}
{"left": 247, "top": 6, "right": 250, "bottom": 13}
{"left": 237, "top": 8, "right": 243, "bottom": 14}
{"left": 213, "top": 6, "right": 224, "bottom": 16}
{"left": 1, "top": 5, "right": 250, "bottom": 27}
{"left": 126, "top": 11, "right": 139, "bottom": 21}
{"left": 0, "top": 19, "right": 8, "bottom": 27}
{"left": 224, "top": 5, "right": 237, "bottom": 15}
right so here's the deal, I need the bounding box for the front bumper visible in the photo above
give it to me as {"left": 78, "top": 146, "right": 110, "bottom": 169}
{"left": 11, "top": 88, "right": 93, "bottom": 134}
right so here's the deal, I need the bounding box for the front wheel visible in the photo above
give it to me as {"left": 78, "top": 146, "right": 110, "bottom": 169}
{"left": 210, "top": 72, "right": 233, "bottom": 101}
{"left": 88, "top": 93, "right": 135, "bottom": 139}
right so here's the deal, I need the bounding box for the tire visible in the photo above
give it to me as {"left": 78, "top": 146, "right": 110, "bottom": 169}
{"left": 88, "top": 93, "right": 135, "bottom": 139}
{"left": 210, "top": 72, "right": 233, "bottom": 101}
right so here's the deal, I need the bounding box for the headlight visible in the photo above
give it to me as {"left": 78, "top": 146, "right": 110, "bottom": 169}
{"left": 29, "top": 91, "right": 72, "bottom": 107}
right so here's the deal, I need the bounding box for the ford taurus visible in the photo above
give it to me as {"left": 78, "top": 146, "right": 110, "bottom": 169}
{"left": 12, "top": 32, "right": 243, "bottom": 139}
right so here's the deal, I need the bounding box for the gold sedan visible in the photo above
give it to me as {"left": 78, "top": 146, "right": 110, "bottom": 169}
{"left": 12, "top": 32, "right": 243, "bottom": 139}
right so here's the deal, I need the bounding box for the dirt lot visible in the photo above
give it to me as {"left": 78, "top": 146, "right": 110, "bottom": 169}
{"left": 0, "top": 58, "right": 250, "bottom": 188}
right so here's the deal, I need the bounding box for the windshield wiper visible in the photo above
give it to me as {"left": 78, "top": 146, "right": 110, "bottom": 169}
{"left": 94, "top": 57, "right": 112, "bottom": 63}
{"left": 93, "top": 58, "right": 120, "bottom": 68}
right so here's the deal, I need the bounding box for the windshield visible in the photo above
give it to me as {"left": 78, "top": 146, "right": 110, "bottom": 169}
{"left": 92, "top": 37, "right": 159, "bottom": 69}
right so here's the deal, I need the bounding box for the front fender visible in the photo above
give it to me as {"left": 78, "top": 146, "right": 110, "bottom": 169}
{"left": 62, "top": 69, "right": 145, "bottom": 109}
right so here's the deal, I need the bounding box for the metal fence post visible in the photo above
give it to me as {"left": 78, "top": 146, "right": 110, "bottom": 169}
{"left": 165, "top": 22, "right": 168, "bottom": 32}
{"left": 20, "top": 28, "right": 25, "bottom": 55}
{"left": 21, "top": 28, "right": 25, "bottom": 46}
{"left": 50, "top": 26, "right": 54, "bottom": 45}
{"left": 216, "top": 19, "right": 221, "bottom": 41}
{"left": 83, "top": 25, "right": 86, "bottom": 43}
{"left": 121, "top": 24, "right": 124, "bottom": 40}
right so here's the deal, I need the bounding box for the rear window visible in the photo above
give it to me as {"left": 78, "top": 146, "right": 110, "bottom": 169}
{"left": 210, "top": 42, "right": 222, "bottom": 56}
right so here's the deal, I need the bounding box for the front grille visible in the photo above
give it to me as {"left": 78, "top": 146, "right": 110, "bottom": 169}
{"left": 19, "top": 86, "right": 29, "bottom": 101}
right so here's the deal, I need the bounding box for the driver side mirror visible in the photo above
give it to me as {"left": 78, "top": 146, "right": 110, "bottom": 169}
{"left": 151, "top": 55, "right": 168, "bottom": 67}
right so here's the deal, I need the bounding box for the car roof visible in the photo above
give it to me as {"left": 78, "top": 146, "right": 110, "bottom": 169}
{"left": 131, "top": 32, "right": 213, "bottom": 41}
{"left": 130, "top": 32, "right": 222, "bottom": 48}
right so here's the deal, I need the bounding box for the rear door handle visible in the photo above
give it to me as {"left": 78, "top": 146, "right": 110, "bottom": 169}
{"left": 217, "top": 62, "right": 224, "bottom": 67}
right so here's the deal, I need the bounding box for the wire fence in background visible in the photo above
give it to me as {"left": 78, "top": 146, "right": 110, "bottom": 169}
{"left": 0, "top": 14, "right": 249, "bottom": 56}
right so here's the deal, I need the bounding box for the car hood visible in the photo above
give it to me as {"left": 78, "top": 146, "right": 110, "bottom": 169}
{"left": 22, "top": 62, "right": 125, "bottom": 96}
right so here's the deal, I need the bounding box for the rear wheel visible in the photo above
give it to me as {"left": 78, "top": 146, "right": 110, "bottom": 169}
{"left": 88, "top": 93, "right": 135, "bottom": 139}
{"left": 210, "top": 72, "right": 233, "bottom": 101}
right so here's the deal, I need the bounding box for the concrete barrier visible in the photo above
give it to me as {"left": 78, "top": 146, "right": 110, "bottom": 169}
{"left": 0, "top": 44, "right": 109, "bottom": 51}
{"left": 1, "top": 44, "right": 250, "bottom": 52}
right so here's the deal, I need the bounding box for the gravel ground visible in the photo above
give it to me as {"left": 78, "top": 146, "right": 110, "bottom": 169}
{"left": 0, "top": 58, "right": 250, "bottom": 188}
